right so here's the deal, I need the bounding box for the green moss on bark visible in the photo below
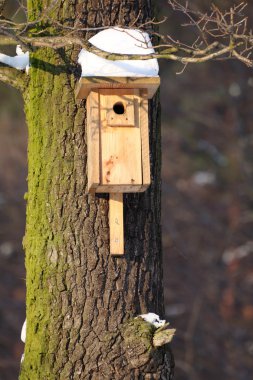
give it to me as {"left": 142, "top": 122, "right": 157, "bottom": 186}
{"left": 20, "top": 47, "right": 77, "bottom": 379}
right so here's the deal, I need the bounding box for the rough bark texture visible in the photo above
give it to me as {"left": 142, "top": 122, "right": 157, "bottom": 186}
{"left": 19, "top": 1, "right": 174, "bottom": 379}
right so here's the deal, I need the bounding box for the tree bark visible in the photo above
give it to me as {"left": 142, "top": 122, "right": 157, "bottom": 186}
{"left": 19, "top": 1, "right": 174, "bottom": 379}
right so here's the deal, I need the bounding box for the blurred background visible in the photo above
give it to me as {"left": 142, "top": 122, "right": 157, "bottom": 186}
{"left": 1, "top": 0, "right": 253, "bottom": 379}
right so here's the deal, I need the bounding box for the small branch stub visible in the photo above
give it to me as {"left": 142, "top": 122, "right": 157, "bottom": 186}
{"left": 153, "top": 327, "right": 176, "bottom": 347}
{"left": 122, "top": 315, "right": 175, "bottom": 370}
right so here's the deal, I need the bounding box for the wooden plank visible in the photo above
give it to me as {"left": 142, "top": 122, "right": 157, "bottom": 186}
{"left": 139, "top": 96, "right": 151, "bottom": 191}
{"left": 99, "top": 90, "right": 143, "bottom": 188}
{"left": 87, "top": 91, "right": 100, "bottom": 192}
{"left": 96, "top": 184, "right": 143, "bottom": 193}
{"left": 109, "top": 193, "right": 124, "bottom": 255}
{"left": 76, "top": 76, "right": 160, "bottom": 100}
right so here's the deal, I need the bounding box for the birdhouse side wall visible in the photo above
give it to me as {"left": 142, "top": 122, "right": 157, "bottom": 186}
{"left": 86, "top": 91, "right": 100, "bottom": 192}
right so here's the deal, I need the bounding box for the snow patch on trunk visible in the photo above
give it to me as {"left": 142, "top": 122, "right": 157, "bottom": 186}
{"left": 138, "top": 313, "right": 166, "bottom": 328}
{"left": 21, "top": 319, "right": 26, "bottom": 343}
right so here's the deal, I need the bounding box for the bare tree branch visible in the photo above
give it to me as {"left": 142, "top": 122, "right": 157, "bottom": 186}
{"left": 166, "top": 0, "right": 253, "bottom": 67}
{"left": 0, "top": 34, "right": 246, "bottom": 66}
{"left": 0, "top": 27, "right": 30, "bottom": 51}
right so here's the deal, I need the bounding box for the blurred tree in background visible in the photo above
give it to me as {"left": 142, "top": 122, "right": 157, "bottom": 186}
{"left": 0, "top": 0, "right": 253, "bottom": 379}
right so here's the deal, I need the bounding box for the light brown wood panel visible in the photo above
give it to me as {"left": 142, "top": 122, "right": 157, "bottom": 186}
{"left": 140, "top": 96, "right": 151, "bottom": 190}
{"left": 96, "top": 184, "right": 143, "bottom": 193}
{"left": 76, "top": 76, "right": 160, "bottom": 100}
{"left": 102, "top": 91, "right": 135, "bottom": 127}
{"left": 109, "top": 193, "right": 124, "bottom": 255}
{"left": 87, "top": 91, "right": 100, "bottom": 192}
{"left": 99, "top": 90, "right": 143, "bottom": 187}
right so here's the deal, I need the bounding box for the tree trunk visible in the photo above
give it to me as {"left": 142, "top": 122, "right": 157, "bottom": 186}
{"left": 19, "top": 1, "right": 174, "bottom": 379}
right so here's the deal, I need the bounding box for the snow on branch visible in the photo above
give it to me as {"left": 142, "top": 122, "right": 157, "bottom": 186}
{"left": 78, "top": 28, "right": 159, "bottom": 77}
{"left": 0, "top": 45, "right": 29, "bottom": 71}
{"left": 0, "top": 44, "right": 29, "bottom": 90}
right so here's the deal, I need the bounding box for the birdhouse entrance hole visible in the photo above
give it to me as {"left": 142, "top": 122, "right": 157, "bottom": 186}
{"left": 113, "top": 102, "right": 125, "bottom": 115}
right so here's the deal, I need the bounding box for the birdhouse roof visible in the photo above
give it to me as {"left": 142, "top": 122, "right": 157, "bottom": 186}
{"left": 75, "top": 76, "right": 160, "bottom": 99}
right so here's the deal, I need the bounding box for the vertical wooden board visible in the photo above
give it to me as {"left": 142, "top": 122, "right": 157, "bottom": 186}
{"left": 109, "top": 193, "right": 124, "bottom": 255}
{"left": 87, "top": 91, "right": 100, "bottom": 192}
{"left": 100, "top": 90, "right": 142, "bottom": 187}
{"left": 140, "top": 96, "right": 151, "bottom": 190}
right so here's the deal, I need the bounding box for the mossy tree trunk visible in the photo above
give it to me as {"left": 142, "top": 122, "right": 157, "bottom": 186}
{"left": 14, "top": 1, "right": 174, "bottom": 379}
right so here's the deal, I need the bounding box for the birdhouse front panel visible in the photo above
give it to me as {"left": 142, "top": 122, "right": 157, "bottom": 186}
{"left": 79, "top": 76, "right": 160, "bottom": 254}
{"left": 99, "top": 89, "right": 142, "bottom": 189}
{"left": 87, "top": 88, "right": 151, "bottom": 193}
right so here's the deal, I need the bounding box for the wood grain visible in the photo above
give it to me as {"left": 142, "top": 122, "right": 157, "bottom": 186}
{"left": 140, "top": 96, "right": 151, "bottom": 191}
{"left": 99, "top": 89, "right": 142, "bottom": 188}
{"left": 101, "top": 90, "right": 135, "bottom": 127}
{"left": 76, "top": 76, "right": 160, "bottom": 100}
{"left": 109, "top": 193, "right": 124, "bottom": 255}
{"left": 87, "top": 91, "right": 100, "bottom": 192}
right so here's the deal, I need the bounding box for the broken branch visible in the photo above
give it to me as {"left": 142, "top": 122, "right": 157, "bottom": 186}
{"left": 0, "top": 64, "right": 28, "bottom": 91}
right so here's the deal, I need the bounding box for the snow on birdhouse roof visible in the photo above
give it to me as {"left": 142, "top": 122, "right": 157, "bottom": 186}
{"left": 78, "top": 27, "right": 159, "bottom": 77}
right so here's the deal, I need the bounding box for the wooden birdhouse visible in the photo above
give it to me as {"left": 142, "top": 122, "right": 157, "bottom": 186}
{"left": 76, "top": 77, "right": 160, "bottom": 255}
